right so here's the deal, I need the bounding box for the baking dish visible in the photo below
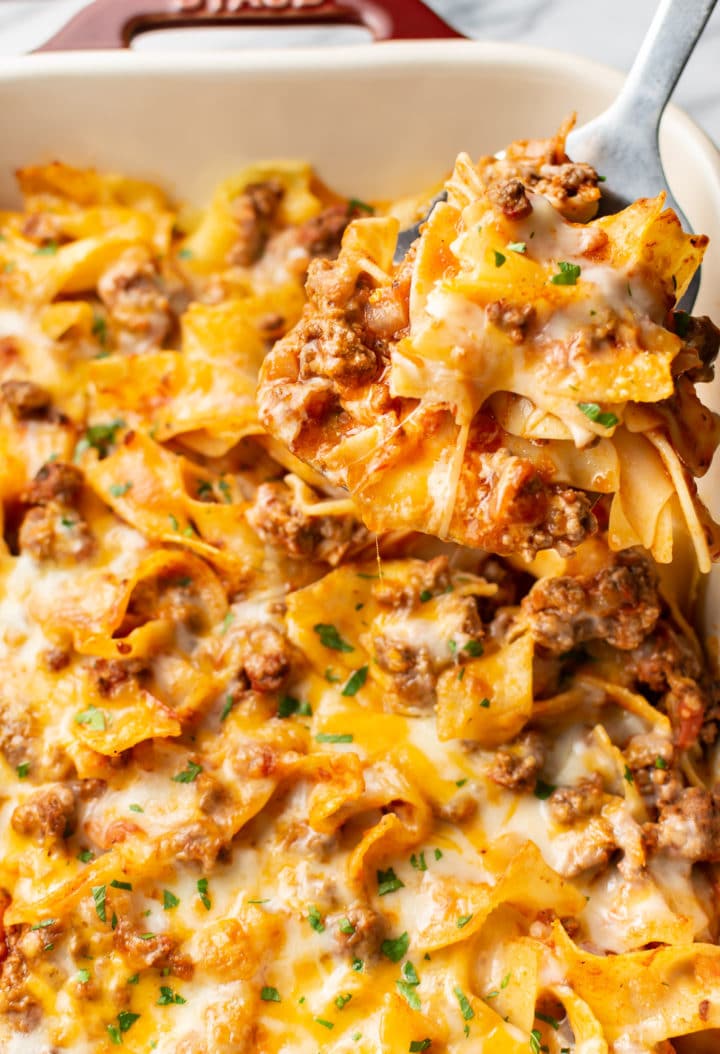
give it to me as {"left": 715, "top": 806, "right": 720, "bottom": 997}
{"left": 2, "top": 0, "right": 719, "bottom": 636}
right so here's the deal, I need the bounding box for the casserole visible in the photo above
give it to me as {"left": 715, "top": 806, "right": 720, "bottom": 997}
{"left": 1, "top": 2, "right": 720, "bottom": 1051}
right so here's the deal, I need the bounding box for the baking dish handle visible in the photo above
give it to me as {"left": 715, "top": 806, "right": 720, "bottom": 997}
{"left": 35, "top": 0, "right": 465, "bottom": 51}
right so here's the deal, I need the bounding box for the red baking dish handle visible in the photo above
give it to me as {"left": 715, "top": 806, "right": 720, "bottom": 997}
{"left": 35, "top": 0, "right": 466, "bottom": 51}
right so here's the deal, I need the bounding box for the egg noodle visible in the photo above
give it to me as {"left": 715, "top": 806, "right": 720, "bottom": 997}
{"left": 0, "top": 128, "right": 719, "bottom": 1053}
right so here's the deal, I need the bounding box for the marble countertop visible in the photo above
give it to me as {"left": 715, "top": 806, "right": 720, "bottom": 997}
{"left": 1, "top": 0, "right": 719, "bottom": 146}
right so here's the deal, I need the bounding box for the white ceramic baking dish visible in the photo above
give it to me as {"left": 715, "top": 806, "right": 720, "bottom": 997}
{"left": 2, "top": 0, "right": 719, "bottom": 639}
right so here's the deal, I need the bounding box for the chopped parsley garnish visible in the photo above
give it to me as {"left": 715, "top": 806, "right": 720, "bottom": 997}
{"left": 127, "top": 974, "right": 139, "bottom": 985}
{"left": 117, "top": 1011, "right": 140, "bottom": 1033}
{"left": 77, "top": 849, "right": 93, "bottom": 863}
{"left": 92, "top": 314, "right": 108, "bottom": 345}
{"left": 456, "top": 914, "right": 473, "bottom": 928}
{"left": 308, "top": 905, "right": 325, "bottom": 933}
{"left": 34, "top": 241, "right": 59, "bottom": 255}
{"left": 397, "top": 979, "right": 421, "bottom": 1010}
{"left": 352, "top": 957, "right": 364, "bottom": 972}
{"left": 338, "top": 917, "right": 355, "bottom": 935}
{"left": 157, "top": 985, "right": 186, "bottom": 1005}
{"left": 77, "top": 968, "right": 90, "bottom": 983}
{"left": 533, "top": 779, "right": 556, "bottom": 800}
{"left": 381, "top": 931, "right": 409, "bottom": 962}
{"left": 550, "top": 261, "right": 581, "bottom": 285}
{"left": 218, "top": 479, "right": 232, "bottom": 503}
{"left": 109, "top": 481, "right": 133, "bottom": 497}
{"left": 402, "top": 962, "right": 420, "bottom": 985}
{"left": 577, "top": 402, "right": 619, "bottom": 429}
{"left": 479, "top": 698, "right": 491, "bottom": 708}
{"left": 168, "top": 514, "right": 180, "bottom": 531}
{"left": 655, "top": 756, "right": 668, "bottom": 770}
{"left": 324, "top": 668, "right": 342, "bottom": 683}
{"left": 16, "top": 762, "right": 29, "bottom": 778}
{"left": 220, "top": 695, "right": 234, "bottom": 722}
{"left": 313, "top": 623, "right": 354, "bottom": 652}
{"left": 377, "top": 867, "right": 405, "bottom": 896}
{"left": 530, "top": 1028, "right": 546, "bottom": 1054}
{"left": 348, "top": 198, "right": 374, "bottom": 214}
{"left": 448, "top": 640, "right": 458, "bottom": 656}
{"left": 172, "top": 760, "right": 202, "bottom": 783}
{"left": 501, "top": 972, "right": 511, "bottom": 989}
{"left": 454, "top": 986, "right": 474, "bottom": 1021}
{"left": 74, "top": 704, "right": 106, "bottom": 732}
{"left": 410, "top": 1042, "right": 432, "bottom": 1052}
{"left": 463, "top": 640, "right": 483, "bottom": 657}
{"left": 535, "top": 1011, "right": 560, "bottom": 1030}
{"left": 197, "top": 878, "right": 211, "bottom": 910}
{"left": 140, "top": 932, "right": 155, "bottom": 939}
{"left": 315, "top": 1018, "right": 335, "bottom": 1030}
{"left": 278, "top": 694, "right": 312, "bottom": 718}
{"left": 30, "top": 918, "right": 55, "bottom": 931}
{"left": 110, "top": 879, "right": 132, "bottom": 891}
{"left": 410, "top": 851, "right": 427, "bottom": 872}
{"left": 419, "top": 589, "right": 433, "bottom": 603}
{"left": 315, "top": 732, "right": 353, "bottom": 744}
{"left": 624, "top": 765, "right": 634, "bottom": 783}
{"left": 260, "top": 986, "right": 281, "bottom": 1003}
{"left": 92, "top": 885, "right": 107, "bottom": 923}
{"left": 220, "top": 611, "right": 234, "bottom": 634}
{"left": 507, "top": 241, "right": 527, "bottom": 254}
{"left": 335, "top": 993, "right": 353, "bottom": 1009}
{"left": 434, "top": 848, "right": 443, "bottom": 861}
{"left": 128, "top": 803, "right": 144, "bottom": 813}
{"left": 107, "top": 1025, "right": 122, "bottom": 1045}
{"left": 341, "top": 665, "right": 368, "bottom": 697}
{"left": 76, "top": 419, "right": 125, "bottom": 460}
{"left": 493, "top": 250, "right": 506, "bottom": 268}
{"left": 163, "top": 889, "right": 179, "bottom": 910}
{"left": 455, "top": 778, "right": 468, "bottom": 788}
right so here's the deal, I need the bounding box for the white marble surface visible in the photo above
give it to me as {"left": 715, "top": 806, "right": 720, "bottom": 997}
{"left": 0, "top": 0, "right": 719, "bottom": 146}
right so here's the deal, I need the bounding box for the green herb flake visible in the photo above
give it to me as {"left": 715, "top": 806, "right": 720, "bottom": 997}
{"left": 30, "top": 918, "right": 56, "bottom": 931}
{"left": 172, "top": 760, "right": 202, "bottom": 783}
{"left": 163, "top": 889, "right": 180, "bottom": 910}
{"left": 419, "top": 589, "right": 432, "bottom": 603}
{"left": 530, "top": 1028, "right": 544, "bottom": 1054}
{"left": 454, "top": 986, "right": 474, "bottom": 1021}
{"left": 535, "top": 1011, "right": 559, "bottom": 1030}
{"left": 463, "top": 639, "right": 484, "bottom": 657}
{"left": 381, "top": 931, "right": 410, "bottom": 962}
{"left": 458, "top": 667, "right": 466, "bottom": 682}
{"left": 315, "top": 1017, "right": 335, "bottom": 1030}
{"left": 493, "top": 250, "right": 506, "bottom": 268}
{"left": 118, "top": 1011, "right": 140, "bottom": 1033}
{"left": 624, "top": 765, "right": 634, "bottom": 784}
{"left": 434, "top": 848, "right": 443, "bottom": 861}
{"left": 218, "top": 479, "right": 232, "bottom": 503}
{"left": 34, "top": 241, "right": 59, "bottom": 255}
{"left": 479, "top": 697, "right": 491, "bottom": 708}
{"left": 655, "top": 756, "right": 668, "bottom": 770}
{"left": 260, "top": 986, "right": 281, "bottom": 1003}
{"left": 127, "top": 974, "right": 139, "bottom": 985}
{"left": 324, "top": 667, "right": 342, "bottom": 683}
{"left": 342, "top": 665, "right": 368, "bottom": 697}
{"left": 92, "top": 885, "right": 107, "bottom": 923}
{"left": 377, "top": 867, "right": 405, "bottom": 896}
{"left": 455, "top": 778, "right": 468, "bottom": 788}
{"left": 83, "top": 419, "right": 125, "bottom": 456}
{"left": 76, "top": 968, "right": 90, "bottom": 983}
{"left": 335, "top": 993, "right": 353, "bottom": 1009}
{"left": 403, "top": 961, "right": 420, "bottom": 986}
{"left": 577, "top": 402, "right": 619, "bottom": 429}
{"left": 456, "top": 914, "right": 473, "bottom": 929}
{"left": 220, "top": 695, "right": 234, "bottom": 722}
{"left": 74, "top": 704, "right": 106, "bottom": 732}
{"left": 308, "top": 905, "right": 325, "bottom": 933}
{"left": 352, "top": 957, "right": 364, "bottom": 972}
{"left": 448, "top": 640, "right": 458, "bottom": 656}
{"left": 178, "top": 247, "right": 194, "bottom": 260}
{"left": 197, "top": 877, "right": 211, "bottom": 910}
{"left": 109, "top": 481, "right": 132, "bottom": 498}
{"left": 92, "top": 314, "right": 108, "bottom": 344}
{"left": 313, "top": 623, "right": 354, "bottom": 652}
{"left": 77, "top": 849, "right": 93, "bottom": 863}
{"left": 507, "top": 241, "right": 527, "bottom": 254}
{"left": 397, "top": 980, "right": 421, "bottom": 1010}
{"left": 410, "top": 851, "right": 427, "bottom": 872}
{"left": 157, "top": 985, "right": 186, "bottom": 1005}
{"left": 338, "top": 916, "right": 356, "bottom": 935}
{"left": 110, "top": 879, "right": 132, "bottom": 891}
{"left": 534, "top": 779, "right": 556, "bottom": 800}
{"left": 16, "top": 762, "right": 29, "bottom": 778}
{"left": 107, "top": 1024, "right": 122, "bottom": 1045}
{"left": 550, "top": 261, "right": 581, "bottom": 285}
{"left": 315, "top": 732, "right": 353, "bottom": 744}
{"left": 348, "top": 198, "right": 374, "bottom": 215}
{"left": 501, "top": 972, "right": 511, "bottom": 989}
{"left": 485, "top": 989, "right": 499, "bottom": 1000}
{"left": 410, "top": 1041, "right": 432, "bottom": 1052}
{"left": 168, "top": 514, "right": 180, "bottom": 532}
{"left": 128, "top": 803, "right": 144, "bottom": 813}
